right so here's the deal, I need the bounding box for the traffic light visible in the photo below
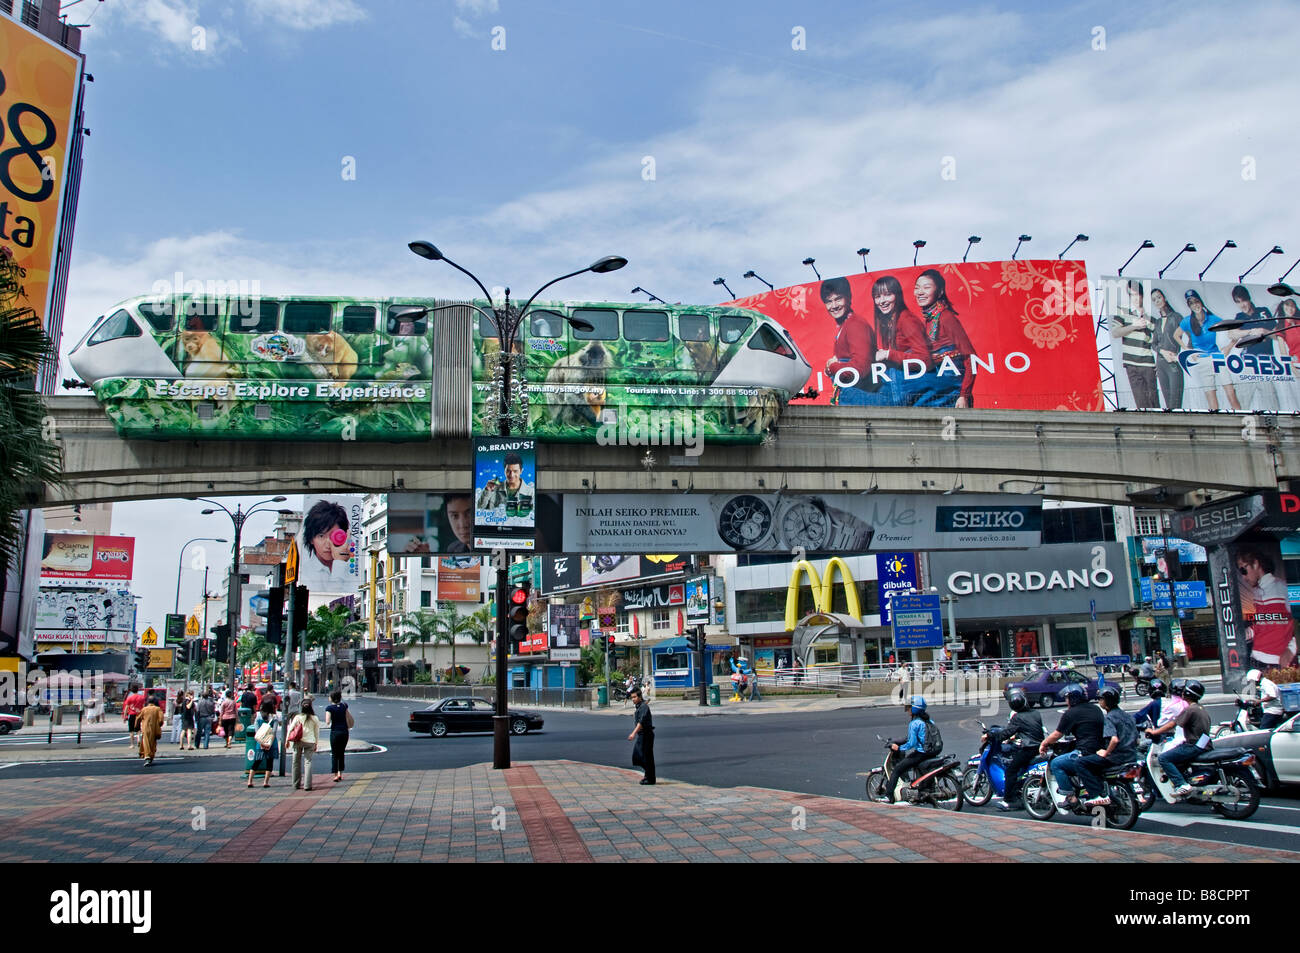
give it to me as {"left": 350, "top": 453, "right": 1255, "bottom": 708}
{"left": 134, "top": 648, "right": 149, "bottom": 671}
{"left": 211, "top": 623, "right": 230, "bottom": 663}
{"left": 507, "top": 581, "right": 530, "bottom": 646}
{"left": 176, "top": 641, "right": 189, "bottom": 665}
{"left": 293, "top": 585, "right": 308, "bottom": 638}
{"left": 257, "top": 586, "right": 285, "bottom": 645}
{"left": 198, "top": 639, "right": 209, "bottom": 663}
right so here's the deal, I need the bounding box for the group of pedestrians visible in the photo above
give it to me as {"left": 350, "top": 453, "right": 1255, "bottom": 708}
{"left": 244, "top": 687, "right": 353, "bottom": 790}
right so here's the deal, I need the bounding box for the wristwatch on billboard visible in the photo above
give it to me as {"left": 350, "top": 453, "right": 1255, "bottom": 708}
{"left": 713, "top": 494, "right": 874, "bottom": 552}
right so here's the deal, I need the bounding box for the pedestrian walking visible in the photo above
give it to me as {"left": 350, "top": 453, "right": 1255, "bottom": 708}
{"left": 284, "top": 681, "right": 302, "bottom": 719}
{"left": 123, "top": 684, "right": 146, "bottom": 753}
{"left": 196, "top": 690, "right": 215, "bottom": 749}
{"left": 137, "top": 695, "right": 164, "bottom": 767}
{"left": 168, "top": 692, "right": 183, "bottom": 745}
{"left": 627, "top": 686, "right": 655, "bottom": 785}
{"left": 324, "top": 690, "right": 352, "bottom": 782}
{"left": 219, "top": 690, "right": 238, "bottom": 748}
{"left": 248, "top": 700, "right": 280, "bottom": 788}
{"left": 288, "top": 696, "right": 321, "bottom": 791}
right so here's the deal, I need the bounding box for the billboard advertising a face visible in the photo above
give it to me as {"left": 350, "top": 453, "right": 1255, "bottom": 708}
{"left": 298, "top": 495, "right": 363, "bottom": 594}
{"left": 1104, "top": 276, "right": 1300, "bottom": 412}
{"left": 549, "top": 603, "right": 581, "bottom": 660}
{"left": 0, "top": 17, "right": 82, "bottom": 351}
{"left": 387, "top": 492, "right": 476, "bottom": 555}
{"left": 727, "top": 260, "right": 1100, "bottom": 410}
{"left": 40, "top": 534, "right": 135, "bottom": 581}
{"left": 474, "top": 438, "right": 536, "bottom": 550}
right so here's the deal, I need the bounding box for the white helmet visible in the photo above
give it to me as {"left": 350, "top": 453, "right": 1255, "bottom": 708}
{"left": 1246, "top": 668, "right": 1262, "bottom": 682}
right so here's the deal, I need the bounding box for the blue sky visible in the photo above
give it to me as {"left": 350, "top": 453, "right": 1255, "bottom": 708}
{"left": 58, "top": 0, "right": 1300, "bottom": 631}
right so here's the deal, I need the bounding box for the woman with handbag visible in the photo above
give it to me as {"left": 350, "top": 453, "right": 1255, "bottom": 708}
{"left": 324, "top": 690, "right": 353, "bottom": 783}
{"left": 247, "top": 700, "right": 280, "bottom": 788}
{"left": 288, "top": 696, "right": 321, "bottom": 791}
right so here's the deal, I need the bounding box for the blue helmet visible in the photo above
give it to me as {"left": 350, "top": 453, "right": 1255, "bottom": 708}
{"left": 1062, "top": 684, "right": 1086, "bottom": 706}
{"left": 909, "top": 695, "right": 927, "bottom": 715}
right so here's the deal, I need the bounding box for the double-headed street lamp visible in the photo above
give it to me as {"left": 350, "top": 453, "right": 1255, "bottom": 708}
{"left": 197, "top": 497, "right": 291, "bottom": 688}
{"left": 408, "top": 240, "right": 626, "bottom": 769}
{"left": 174, "top": 537, "right": 227, "bottom": 616}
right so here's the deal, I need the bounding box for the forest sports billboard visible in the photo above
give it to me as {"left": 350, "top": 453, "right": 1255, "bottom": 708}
{"left": 728, "top": 259, "right": 1102, "bottom": 411}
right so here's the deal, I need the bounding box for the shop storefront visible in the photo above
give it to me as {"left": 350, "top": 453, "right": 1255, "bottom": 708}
{"left": 929, "top": 543, "right": 1133, "bottom": 660}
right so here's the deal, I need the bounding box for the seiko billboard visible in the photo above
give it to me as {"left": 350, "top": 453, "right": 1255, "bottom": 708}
{"left": 930, "top": 543, "right": 1130, "bottom": 618}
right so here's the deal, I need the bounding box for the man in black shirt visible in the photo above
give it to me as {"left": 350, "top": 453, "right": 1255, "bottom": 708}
{"left": 628, "top": 687, "right": 655, "bottom": 784}
{"left": 993, "top": 687, "right": 1044, "bottom": 811}
{"left": 1039, "top": 685, "right": 1105, "bottom": 805}
{"left": 1154, "top": 679, "right": 1212, "bottom": 798}
{"left": 1072, "top": 685, "right": 1138, "bottom": 807}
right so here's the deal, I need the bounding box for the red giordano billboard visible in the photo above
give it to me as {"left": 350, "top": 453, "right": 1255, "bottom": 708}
{"left": 727, "top": 260, "right": 1101, "bottom": 411}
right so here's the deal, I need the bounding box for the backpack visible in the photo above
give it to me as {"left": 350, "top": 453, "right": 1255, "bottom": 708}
{"left": 922, "top": 718, "right": 943, "bottom": 756}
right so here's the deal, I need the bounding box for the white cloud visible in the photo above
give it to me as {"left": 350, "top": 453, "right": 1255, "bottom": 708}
{"left": 243, "top": 0, "right": 368, "bottom": 31}
{"left": 90, "top": 0, "right": 239, "bottom": 60}
{"left": 452, "top": 15, "right": 477, "bottom": 39}
{"left": 455, "top": 0, "right": 499, "bottom": 14}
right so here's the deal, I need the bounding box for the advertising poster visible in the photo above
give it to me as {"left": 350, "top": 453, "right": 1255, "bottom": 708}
{"left": 1104, "top": 276, "right": 1300, "bottom": 411}
{"left": 474, "top": 437, "right": 536, "bottom": 550}
{"left": 548, "top": 603, "right": 581, "bottom": 660}
{"left": 726, "top": 260, "right": 1101, "bottom": 410}
{"left": 35, "top": 587, "right": 135, "bottom": 641}
{"left": 1228, "top": 536, "right": 1297, "bottom": 670}
{"left": 685, "top": 576, "right": 711, "bottom": 626}
{"left": 1140, "top": 537, "right": 1207, "bottom": 564}
{"left": 436, "top": 556, "right": 481, "bottom": 602}
{"left": 1208, "top": 545, "right": 1250, "bottom": 693}
{"left": 562, "top": 493, "right": 1041, "bottom": 554}
{"left": 581, "top": 554, "right": 640, "bottom": 586}
{"left": 0, "top": 16, "right": 82, "bottom": 371}
{"left": 386, "top": 492, "right": 476, "bottom": 555}
{"left": 875, "top": 553, "right": 918, "bottom": 625}
{"left": 540, "top": 554, "right": 581, "bottom": 594}
{"left": 297, "top": 495, "right": 363, "bottom": 594}
{"left": 40, "top": 534, "right": 135, "bottom": 581}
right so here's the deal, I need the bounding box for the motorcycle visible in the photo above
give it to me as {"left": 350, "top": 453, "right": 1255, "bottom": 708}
{"left": 608, "top": 677, "right": 643, "bottom": 703}
{"left": 864, "top": 735, "right": 964, "bottom": 811}
{"left": 1020, "top": 736, "right": 1142, "bottom": 830}
{"left": 961, "top": 720, "right": 1033, "bottom": 806}
{"left": 1212, "top": 698, "right": 1262, "bottom": 740}
{"left": 1143, "top": 735, "right": 1260, "bottom": 820}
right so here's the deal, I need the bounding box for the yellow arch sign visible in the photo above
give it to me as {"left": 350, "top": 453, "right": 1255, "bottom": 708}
{"left": 784, "top": 557, "right": 862, "bottom": 631}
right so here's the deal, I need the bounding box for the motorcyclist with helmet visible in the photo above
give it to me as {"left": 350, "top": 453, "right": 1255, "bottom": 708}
{"left": 879, "top": 695, "right": 938, "bottom": 805}
{"left": 1038, "top": 683, "right": 1106, "bottom": 807}
{"left": 1132, "top": 677, "right": 1167, "bottom": 728}
{"left": 1243, "top": 668, "right": 1285, "bottom": 730}
{"left": 1070, "top": 684, "right": 1139, "bottom": 808}
{"left": 1150, "top": 679, "right": 1212, "bottom": 798}
{"left": 988, "top": 687, "right": 1045, "bottom": 811}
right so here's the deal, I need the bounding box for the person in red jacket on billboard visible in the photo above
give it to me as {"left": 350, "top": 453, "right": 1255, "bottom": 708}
{"left": 1237, "top": 548, "right": 1297, "bottom": 669}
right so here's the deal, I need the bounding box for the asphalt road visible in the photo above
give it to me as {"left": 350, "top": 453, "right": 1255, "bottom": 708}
{"left": 3, "top": 695, "right": 1297, "bottom": 853}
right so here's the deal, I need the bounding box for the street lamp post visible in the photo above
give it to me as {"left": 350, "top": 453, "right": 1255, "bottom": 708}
{"left": 408, "top": 241, "right": 625, "bottom": 769}
{"left": 174, "top": 537, "right": 227, "bottom": 615}
{"left": 197, "top": 497, "right": 289, "bottom": 690}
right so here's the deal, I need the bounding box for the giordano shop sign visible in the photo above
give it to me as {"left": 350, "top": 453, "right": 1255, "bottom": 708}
{"left": 931, "top": 543, "right": 1130, "bottom": 618}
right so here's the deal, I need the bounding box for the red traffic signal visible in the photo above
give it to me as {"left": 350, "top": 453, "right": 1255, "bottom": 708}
{"left": 507, "top": 581, "right": 530, "bottom": 645}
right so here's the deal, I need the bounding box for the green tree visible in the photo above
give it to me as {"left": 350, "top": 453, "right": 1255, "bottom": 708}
{"left": 0, "top": 248, "right": 62, "bottom": 594}
{"left": 236, "top": 632, "right": 275, "bottom": 667}
{"left": 398, "top": 606, "right": 487, "bottom": 681}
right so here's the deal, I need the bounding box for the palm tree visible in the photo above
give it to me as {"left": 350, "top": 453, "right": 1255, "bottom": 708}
{"left": 398, "top": 606, "right": 487, "bottom": 681}
{"left": 305, "top": 604, "right": 366, "bottom": 682}
{"left": 0, "top": 247, "right": 62, "bottom": 603}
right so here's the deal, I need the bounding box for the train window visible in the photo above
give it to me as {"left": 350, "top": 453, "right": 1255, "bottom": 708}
{"left": 229, "top": 300, "right": 278, "bottom": 334}
{"left": 571, "top": 308, "right": 618, "bottom": 341}
{"left": 478, "top": 313, "right": 497, "bottom": 338}
{"left": 623, "top": 310, "right": 669, "bottom": 342}
{"left": 719, "top": 315, "right": 752, "bottom": 344}
{"left": 747, "top": 323, "right": 795, "bottom": 358}
{"left": 343, "top": 305, "right": 376, "bottom": 334}
{"left": 678, "top": 313, "right": 710, "bottom": 342}
{"left": 387, "top": 306, "right": 427, "bottom": 336}
{"left": 87, "top": 309, "right": 142, "bottom": 346}
{"left": 530, "top": 310, "right": 563, "bottom": 337}
{"left": 137, "top": 301, "right": 173, "bottom": 332}
{"left": 182, "top": 298, "right": 220, "bottom": 332}
{"left": 284, "top": 302, "right": 332, "bottom": 334}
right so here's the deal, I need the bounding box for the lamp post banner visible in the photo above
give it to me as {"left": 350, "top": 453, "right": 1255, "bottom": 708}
{"left": 1102, "top": 275, "right": 1300, "bottom": 412}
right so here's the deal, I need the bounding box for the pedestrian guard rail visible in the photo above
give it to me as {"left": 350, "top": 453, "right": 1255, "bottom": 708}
{"left": 376, "top": 683, "right": 597, "bottom": 709}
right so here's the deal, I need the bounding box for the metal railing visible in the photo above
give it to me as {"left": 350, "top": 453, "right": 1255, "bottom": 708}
{"left": 376, "top": 684, "right": 598, "bottom": 709}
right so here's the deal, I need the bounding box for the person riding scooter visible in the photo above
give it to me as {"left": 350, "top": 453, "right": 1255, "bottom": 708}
{"left": 1070, "top": 685, "right": 1139, "bottom": 808}
{"left": 880, "top": 695, "right": 938, "bottom": 805}
{"left": 1150, "top": 679, "right": 1212, "bottom": 798}
{"left": 1039, "top": 684, "right": 1105, "bottom": 807}
{"left": 1243, "top": 668, "right": 1285, "bottom": 730}
{"left": 989, "top": 687, "right": 1044, "bottom": 811}
{"left": 1132, "top": 678, "right": 1167, "bottom": 728}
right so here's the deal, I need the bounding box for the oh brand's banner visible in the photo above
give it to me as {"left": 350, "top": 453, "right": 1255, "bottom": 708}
{"left": 561, "top": 493, "right": 1042, "bottom": 554}
{"left": 725, "top": 260, "right": 1101, "bottom": 410}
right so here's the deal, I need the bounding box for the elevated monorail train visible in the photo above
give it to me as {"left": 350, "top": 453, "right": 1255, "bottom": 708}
{"left": 67, "top": 295, "right": 811, "bottom": 443}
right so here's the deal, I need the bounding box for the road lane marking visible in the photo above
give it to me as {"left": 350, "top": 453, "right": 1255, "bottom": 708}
{"left": 1139, "top": 813, "right": 1300, "bottom": 838}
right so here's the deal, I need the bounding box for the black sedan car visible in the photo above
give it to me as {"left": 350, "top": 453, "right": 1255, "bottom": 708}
{"left": 408, "top": 697, "right": 544, "bottom": 738}
{"left": 1007, "top": 668, "right": 1105, "bottom": 707}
